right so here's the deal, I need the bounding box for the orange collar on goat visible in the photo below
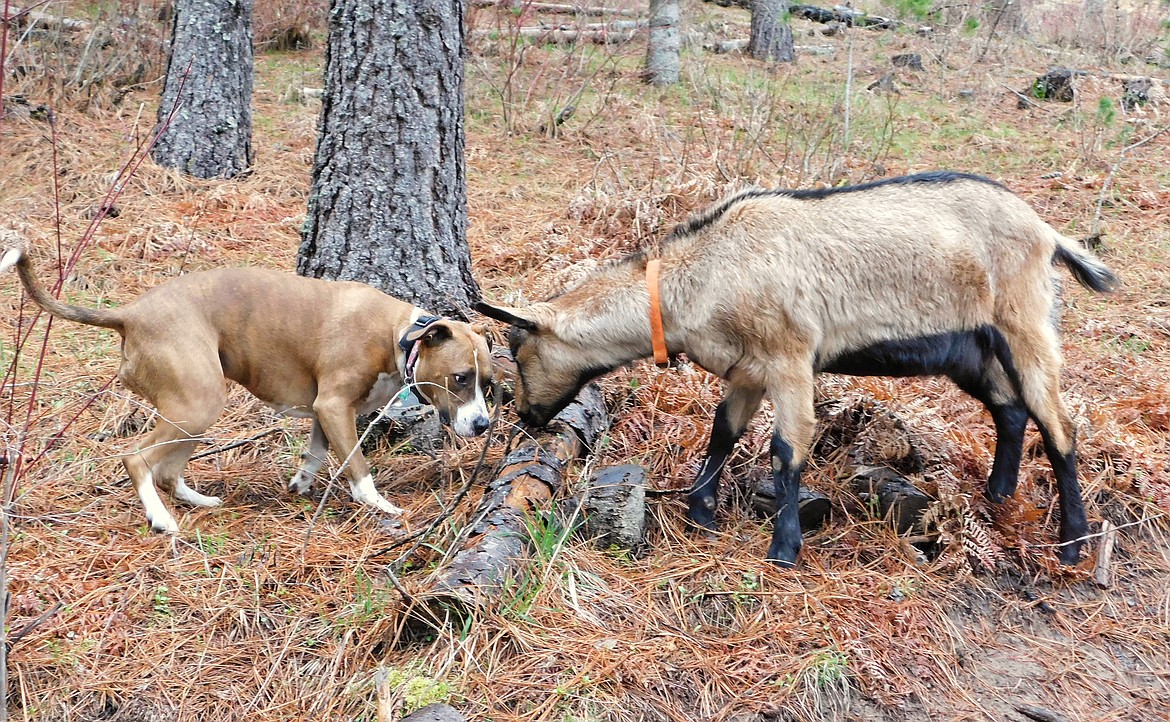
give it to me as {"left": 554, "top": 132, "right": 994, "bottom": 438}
{"left": 646, "top": 259, "right": 669, "bottom": 368}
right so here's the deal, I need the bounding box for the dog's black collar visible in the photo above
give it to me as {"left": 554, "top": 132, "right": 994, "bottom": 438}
{"left": 398, "top": 314, "right": 444, "bottom": 356}
{"left": 398, "top": 314, "right": 444, "bottom": 384}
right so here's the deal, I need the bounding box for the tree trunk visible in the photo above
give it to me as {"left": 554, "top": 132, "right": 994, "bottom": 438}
{"left": 749, "top": 0, "right": 794, "bottom": 63}
{"left": 298, "top": 0, "right": 478, "bottom": 317}
{"left": 152, "top": 0, "right": 254, "bottom": 179}
{"left": 645, "top": 0, "right": 680, "bottom": 86}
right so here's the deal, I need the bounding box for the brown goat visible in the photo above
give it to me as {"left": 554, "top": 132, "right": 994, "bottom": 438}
{"left": 478, "top": 172, "right": 1119, "bottom": 568}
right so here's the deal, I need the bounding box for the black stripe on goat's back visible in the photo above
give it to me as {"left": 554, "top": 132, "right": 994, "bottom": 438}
{"left": 669, "top": 171, "right": 1008, "bottom": 241}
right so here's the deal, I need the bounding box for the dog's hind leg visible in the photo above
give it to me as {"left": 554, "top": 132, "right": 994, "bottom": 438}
{"left": 289, "top": 419, "right": 328, "bottom": 495}
{"left": 312, "top": 394, "right": 404, "bottom": 516}
{"left": 121, "top": 362, "right": 227, "bottom": 533}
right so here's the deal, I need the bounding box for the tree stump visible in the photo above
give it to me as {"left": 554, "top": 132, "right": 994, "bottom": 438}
{"left": 574, "top": 464, "right": 648, "bottom": 554}
{"left": 1022, "top": 68, "right": 1082, "bottom": 106}
{"left": 892, "top": 52, "right": 923, "bottom": 71}
{"left": 749, "top": 0, "right": 795, "bottom": 63}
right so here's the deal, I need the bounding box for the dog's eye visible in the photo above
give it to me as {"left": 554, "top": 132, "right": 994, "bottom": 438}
{"left": 452, "top": 373, "right": 468, "bottom": 387}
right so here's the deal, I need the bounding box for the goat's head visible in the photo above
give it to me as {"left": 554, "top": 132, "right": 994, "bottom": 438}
{"left": 475, "top": 302, "right": 604, "bottom": 427}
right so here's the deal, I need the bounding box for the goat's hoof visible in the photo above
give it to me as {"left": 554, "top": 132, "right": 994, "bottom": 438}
{"left": 685, "top": 499, "right": 718, "bottom": 531}
{"left": 984, "top": 487, "right": 1014, "bottom": 505}
{"left": 1056, "top": 541, "right": 1084, "bottom": 566}
{"left": 766, "top": 544, "right": 801, "bottom": 569}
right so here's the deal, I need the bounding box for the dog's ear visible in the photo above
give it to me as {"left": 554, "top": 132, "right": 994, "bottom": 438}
{"left": 474, "top": 302, "right": 540, "bottom": 332}
{"left": 404, "top": 321, "right": 453, "bottom": 347}
{"left": 420, "top": 323, "right": 452, "bottom": 345}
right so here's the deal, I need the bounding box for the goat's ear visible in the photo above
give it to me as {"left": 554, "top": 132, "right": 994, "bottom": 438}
{"left": 474, "top": 302, "right": 540, "bottom": 332}
{"left": 471, "top": 323, "right": 493, "bottom": 350}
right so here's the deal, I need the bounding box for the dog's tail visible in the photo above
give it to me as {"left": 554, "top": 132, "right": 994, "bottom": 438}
{"left": 1, "top": 247, "right": 125, "bottom": 331}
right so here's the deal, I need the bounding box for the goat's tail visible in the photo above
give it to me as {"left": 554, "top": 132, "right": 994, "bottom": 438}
{"left": 1, "top": 247, "right": 125, "bottom": 331}
{"left": 1051, "top": 234, "right": 1120, "bottom": 293}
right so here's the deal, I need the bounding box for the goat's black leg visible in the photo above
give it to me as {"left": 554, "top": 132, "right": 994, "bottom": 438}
{"left": 950, "top": 351, "right": 1024, "bottom": 500}
{"left": 765, "top": 433, "right": 807, "bottom": 568}
{"left": 995, "top": 325, "right": 1089, "bottom": 565}
{"left": 686, "top": 385, "right": 763, "bottom": 530}
{"left": 952, "top": 370, "right": 1030, "bottom": 503}
{"left": 761, "top": 367, "right": 816, "bottom": 568}
{"left": 1035, "top": 424, "right": 1089, "bottom": 565}
{"left": 984, "top": 402, "right": 1029, "bottom": 501}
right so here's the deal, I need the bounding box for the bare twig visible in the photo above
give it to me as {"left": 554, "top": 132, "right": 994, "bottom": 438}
{"left": 1093, "top": 520, "right": 1117, "bottom": 588}
{"left": 1092, "top": 122, "right": 1170, "bottom": 234}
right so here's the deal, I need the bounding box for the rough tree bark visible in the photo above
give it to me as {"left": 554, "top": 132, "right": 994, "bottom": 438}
{"left": 749, "top": 0, "right": 795, "bottom": 63}
{"left": 152, "top": 0, "right": 254, "bottom": 179}
{"left": 645, "top": 0, "right": 680, "bottom": 86}
{"left": 298, "top": 0, "right": 478, "bottom": 317}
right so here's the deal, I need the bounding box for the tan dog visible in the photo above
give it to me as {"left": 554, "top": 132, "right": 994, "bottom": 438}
{"left": 2, "top": 247, "right": 493, "bottom": 533}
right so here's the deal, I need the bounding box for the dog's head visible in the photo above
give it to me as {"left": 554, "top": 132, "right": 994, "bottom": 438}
{"left": 405, "top": 320, "right": 494, "bottom": 437}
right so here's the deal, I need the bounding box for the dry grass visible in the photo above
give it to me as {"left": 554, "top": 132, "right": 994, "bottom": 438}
{"left": 3, "top": 1, "right": 1170, "bottom": 720}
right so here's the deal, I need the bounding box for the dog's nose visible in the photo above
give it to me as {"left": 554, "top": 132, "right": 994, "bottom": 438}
{"left": 471, "top": 416, "right": 490, "bottom": 436}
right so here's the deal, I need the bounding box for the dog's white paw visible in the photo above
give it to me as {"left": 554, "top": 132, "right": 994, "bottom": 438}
{"left": 349, "top": 475, "right": 404, "bottom": 516}
{"left": 369, "top": 495, "right": 405, "bottom": 516}
{"left": 149, "top": 513, "right": 180, "bottom": 535}
{"left": 175, "top": 478, "right": 222, "bottom": 508}
{"left": 288, "top": 470, "right": 313, "bottom": 495}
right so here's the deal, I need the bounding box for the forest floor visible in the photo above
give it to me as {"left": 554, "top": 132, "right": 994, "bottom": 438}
{"left": 1, "top": 1, "right": 1169, "bottom": 721}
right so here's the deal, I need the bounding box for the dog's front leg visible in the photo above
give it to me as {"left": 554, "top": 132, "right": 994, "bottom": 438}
{"left": 289, "top": 419, "right": 329, "bottom": 495}
{"left": 313, "top": 397, "right": 404, "bottom": 516}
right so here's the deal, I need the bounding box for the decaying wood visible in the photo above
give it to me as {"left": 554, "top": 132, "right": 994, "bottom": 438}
{"left": 851, "top": 465, "right": 932, "bottom": 533}
{"left": 470, "top": 0, "right": 641, "bottom": 16}
{"left": 706, "top": 38, "right": 748, "bottom": 54}
{"left": 398, "top": 702, "right": 466, "bottom": 722}
{"left": 751, "top": 480, "right": 833, "bottom": 530}
{"left": 1020, "top": 67, "right": 1084, "bottom": 107}
{"left": 404, "top": 384, "right": 608, "bottom": 632}
{"left": 892, "top": 52, "right": 924, "bottom": 70}
{"left": 1093, "top": 520, "right": 1117, "bottom": 589}
{"left": 1015, "top": 704, "right": 1071, "bottom": 722}
{"left": 471, "top": 22, "right": 643, "bottom": 44}
{"left": 790, "top": 4, "right": 900, "bottom": 29}
{"left": 17, "top": 10, "right": 92, "bottom": 33}
{"left": 753, "top": 396, "right": 938, "bottom": 533}
{"left": 574, "top": 464, "right": 648, "bottom": 553}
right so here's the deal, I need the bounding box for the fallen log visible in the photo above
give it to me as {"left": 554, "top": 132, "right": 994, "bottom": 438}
{"left": 17, "top": 10, "right": 92, "bottom": 33}
{"left": 403, "top": 384, "right": 609, "bottom": 633}
{"left": 790, "top": 4, "right": 900, "bottom": 30}
{"left": 470, "top": 0, "right": 641, "bottom": 16}
{"left": 851, "top": 465, "right": 932, "bottom": 533}
{"left": 471, "top": 23, "right": 643, "bottom": 44}
{"left": 751, "top": 480, "right": 833, "bottom": 530}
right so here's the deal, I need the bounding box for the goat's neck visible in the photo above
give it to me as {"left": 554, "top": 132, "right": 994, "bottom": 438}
{"left": 552, "top": 256, "right": 687, "bottom": 372}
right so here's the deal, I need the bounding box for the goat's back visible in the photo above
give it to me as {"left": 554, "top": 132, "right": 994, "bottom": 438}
{"left": 663, "top": 174, "right": 1063, "bottom": 361}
